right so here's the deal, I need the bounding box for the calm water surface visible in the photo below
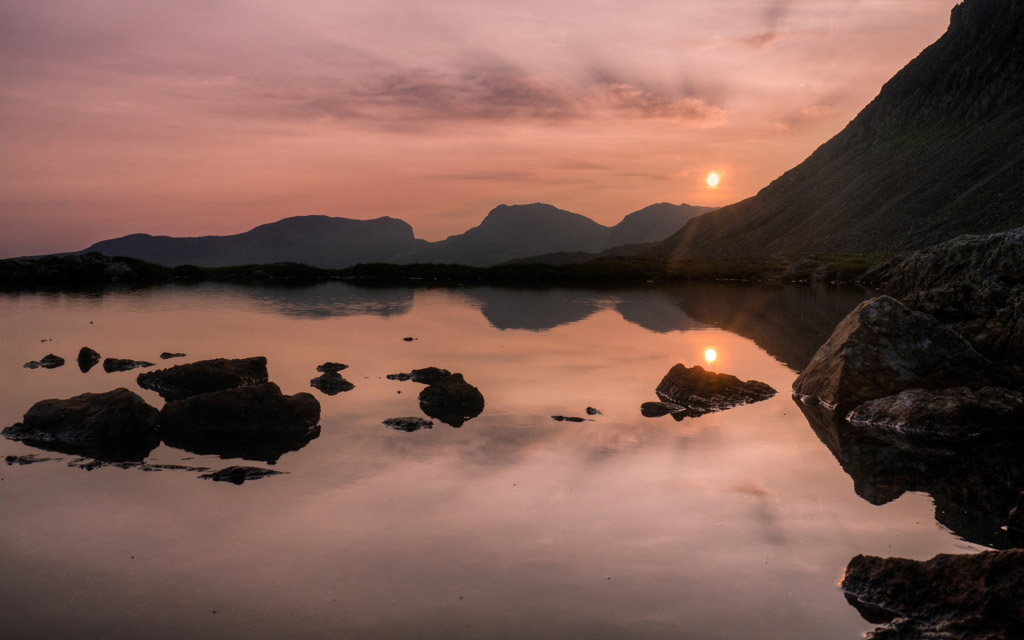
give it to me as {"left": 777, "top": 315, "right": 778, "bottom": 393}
{"left": 0, "top": 283, "right": 994, "bottom": 639}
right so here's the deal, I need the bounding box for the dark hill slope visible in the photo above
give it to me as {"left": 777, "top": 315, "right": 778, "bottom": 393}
{"left": 653, "top": 0, "right": 1024, "bottom": 259}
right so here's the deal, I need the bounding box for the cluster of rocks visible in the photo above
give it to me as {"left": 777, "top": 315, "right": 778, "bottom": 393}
{"left": 642, "top": 363, "right": 776, "bottom": 420}
{"left": 386, "top": 367, "right": 484, "bottom": 428}
{"left": 309, "top": 362, "right": 354, "bottom": 396}
{"left": 3, "top": 356, "right": 321, "bottom": 466}
{"left": 23, "top": 345, "right": 182, "bottom": 374}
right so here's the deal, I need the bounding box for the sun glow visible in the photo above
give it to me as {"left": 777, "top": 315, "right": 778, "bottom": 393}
{"left": 704, "top": 348, "right": 717, "bottom": 364}
{"left": 706, "top": 172, "right": 720, "bottom": 188}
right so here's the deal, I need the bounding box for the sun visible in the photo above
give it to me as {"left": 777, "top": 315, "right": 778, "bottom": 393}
{"left": 704, "top": 348, "right": 717, "bottom": 364}
{"left": 706, "top": 172, "right": 720, "bottom": 188}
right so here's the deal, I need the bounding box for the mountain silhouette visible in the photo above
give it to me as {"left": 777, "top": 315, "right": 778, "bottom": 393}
{"left": 652, "top": 0, "right": 1024, "bottom": 259}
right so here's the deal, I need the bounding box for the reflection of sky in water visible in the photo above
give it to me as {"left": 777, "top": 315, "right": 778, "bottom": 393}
{"left": 0, "top": 283, "right": 995, "bottom": 639}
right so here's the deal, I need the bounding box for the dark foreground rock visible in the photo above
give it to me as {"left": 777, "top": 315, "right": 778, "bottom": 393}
{"left": 841, "top": 550, "right": 1024, "bottom": 640}
{"left": 316, "top": 362, "right": 348, "bottom": 373}
{"left": 846, "top": 387, "right": 1024, "bottom": 442}
{"left": 24, "top": 354, "right": 65, "bottom": 369}
{"left": 419, "top": 373, "right": 485, "bottom": 427}
{"left": 382, "top": 417, "right": 433, "bottom": 432}
{"left": 159, "top": 382, "right": 320, "bottom": 463}
{"left": 310, "top": 371, "right": 354, "bottom": 395}
{"left": 200, "top": 466, "right": 284, "bottom": 484}
{"left": 792, "top": 296, "right": 992, "bottom": 412}
{"left": 2, "top": 388, "right": 159, "bottom": 461}
{"left": 653, "top": 364, "right": 776, "bottom": 418}
{"left": 103, "top": 358, "right": 155, "bottom": 373}
{"left": 137, "top": 356, "right": 268, "bottom": 400}
{"left": 78, "top": 347, "right": 101, "bottom": 372}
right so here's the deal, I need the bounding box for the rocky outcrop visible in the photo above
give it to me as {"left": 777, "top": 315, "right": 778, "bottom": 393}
{"left": 24, "top": 354, "right": 64, "bottom": 369}
{"left": 200, "top": 466, "right": 284, "bottom": 484}
{"left": 418, "top": 373, "right": 485, "bottom": 427}
{"left": 78, "top": 347, "right": 101, "bottom": 372}
{"left": 846, "top": 387, "right": 1024, "bottom": 441}
{"left": 310, "top": 371, "right": 354, "bottom": 395}
{"left": 0, "top": 252, "right": 139, "bottom": 287}
{"left": 137, "top": 356, "right": 268, "bottom": 400}
{"left": 159, "top": 382, "right": 320, "bottom": 463}
{"left": 2, "top": 388, "right": 159, "bottom": 461}
{"left": 653, "top": 364, "right": 776, "bottom": 418}
{"left": 793, "top": 296, "right": 993, "bottom": 413}
{"left": 103, "top": 358, "right": 154, "bottom": 373}
{"left": 841, "top": 550, "right": 1024, "bottom": 640}
{"left": 382, "top": 417, "right": 433, "bottom": 432}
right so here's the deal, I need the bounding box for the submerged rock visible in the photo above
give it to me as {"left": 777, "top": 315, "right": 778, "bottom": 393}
{"left": 841, "top": 550, "right": 1024, "bottom": 639}
{"left": 310, "top": 371, "right": 354, "bottom": 395}
{"left": 159, "top": 352, "right": 186, "bottom": 360}
{"left": 137, "top": 356, "right": 268, "bottom": 400}
{"left": 316, "top": 362, "right": 348, "bottom": 373}
{"left": 103, "top": 358, "right": 155, "bottom": 373}
{"left": 78, "top": 347, "right": 101, "bottom": 372}
{"left": 159, "top": 382, "right": 320, "bottom": 463}
{"left": 200, "top": 466, "right": 284, "bottom": 484}
{"left": 2, "top": 388, "right": 159, "bottom": 461}
{"left": 654, "top": 364, "right": 776, "bottom": 418}
{"left": 418, "top": 373, "right": 484, "bottom": 427}
{"left": 792, "top": 296, "right": 992, "bottom": 412}
{"left": 846, "top": 387, "right": 1024, "bottom": 441}
{"left": 382, "top": 417, "right": 433, "bottom": 432}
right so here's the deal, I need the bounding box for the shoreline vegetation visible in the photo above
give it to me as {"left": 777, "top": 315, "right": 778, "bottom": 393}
{"left": 0, "top": 251, "right": 890, "bottom": 290}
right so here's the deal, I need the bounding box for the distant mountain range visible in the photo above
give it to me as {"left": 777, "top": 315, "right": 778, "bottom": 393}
{"left": 80, "top": 202, "right": 713, "bottom": 268}
{"left": 652, "top": 0, "right": 1024, "bottom": 260}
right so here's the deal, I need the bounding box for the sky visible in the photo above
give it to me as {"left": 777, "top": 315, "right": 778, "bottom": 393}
{"left": 0, "top": 0, "right": 958, "bottom": 257}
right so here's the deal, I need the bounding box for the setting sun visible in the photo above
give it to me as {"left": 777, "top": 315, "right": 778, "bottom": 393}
{"left": 706, "top": 172, "right": 720, "bottom": 188}
{"left": 704, "top": 348, "right": 717, "bottom": 363}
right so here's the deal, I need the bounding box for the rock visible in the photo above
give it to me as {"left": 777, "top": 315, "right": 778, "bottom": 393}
{"left": 5, "top": 454, "right": 60, "bottom": 465}
{"left": 200, "top": 466, "right": 284, "bottom": 484}
{"left": 137, "top": 356, "right": 268, "bottom": 400}
{"left": 159, "top": 352, "right": 186, "bottom": 360}
{"left": 640, "top": 401, "right": 688, "bottom": 419}
{"left": 383, "top": 417, "right": 434, "bottom": 432}
{"left": 78, "top": 347, "right": 101, "bottom": 372}
{"left": 403, "top": 337, "right": 416, "bottom": 342}
{"left": 23, "top": 361, "right": 40, "bottom": 369}
{"left": 24, "top": 354, "right": 64, "bottom": 369}
{"left": 585, "top": 407, "right": 603, "bottom": 415}
{"left": 654, "top": 364, "right": 776, "bottom": 418}
{"left": 846, "top": 387, "right": 1024, "bottom": 441}
{"left": 316, "top": 362, "right": 348, "bottom": 373}
{"left": 389, "top": 367, "right": 452, "bottom": 385}
{"left": 1, "top": 388, "right": 159, "bottom": 461}
{"left": 551, "top": 415, "right": 586, "bottom": 422}
{"left": 103, "top": 358, "right": 155, "bottom": 373}
{"left": 781, "top": 258, "right": 831, "bottom": 282}
{"left": 159, "top": 382, "right": 320, "bottom": 463}
{"left": 418, "top": 373, "right": 485, "bottom": 428}
{"left": 386, "top": 373, "right": 412, "bottom": 381}
{"left": 1010, "top": 492, "right": 1024, "bottom": 547}
{"left": 792, "top": 296, "right": 993, "bottom": 413}
{"left": 310, "top": 371, "right": 355, "bottom": 395}
{"left": 841, "top": 550, "right": 1024, "bottom": 639}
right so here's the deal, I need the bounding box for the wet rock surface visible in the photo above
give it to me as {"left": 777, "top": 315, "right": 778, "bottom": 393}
{"left": 418, "top": 373, "right": 485, "bottom": 427}
{"left": 200, "top": 466, "right": 284, "bottom": 484}
{"left": 792, "top": 296, "right": 992, "bottom": 413}
{"left": 846, "top": 387, "right": 1024, "bottom": 441}
{"left": 137, "top": 356, "right": 268, "bottom": 400}
{"left": 159, "top": 382, "right": 320, "bottom": 463}
{"left": 382, "top": 417, "right": 433, "bottom": 432}
{"left": 841, "top": 550, "right": 1024, "bottom": 640}
{"left": 103, "top": 358, "right": 155, "bottom": 373}
{"left": 78, "top": 347, "right": 101, "bottom": 372}
{"left": 2, "top": 388, "right": 159, "bottom": 461}
{"left": 310, "top": 371, "right": 355, "bottom": 395}
{"left": 653, "top": 364, "right": 776, "bottom": 418}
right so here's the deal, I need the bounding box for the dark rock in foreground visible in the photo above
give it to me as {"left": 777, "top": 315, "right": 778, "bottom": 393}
{"left": 654, "top": 364, "right": 776, "bottom": 418}
{"left": 841, "top": 550, "right": 1024, "bottom": 640}
{"left": 2, "top": 388, "right": 159, "bottom": 461}
{"left": 792, "top": 296, "right": 992, "bottom": 412}
{"left": 383, "top": 417, "right": 433, "bottom": 432}
{"left": 159, "top": 382, "right": 320, "bottom": 463}
{"left": 310, "top": 371, "right": 355, "bottom": 395}
{"left": 24, "top": 354, "right": 65, "bottom": 369}
{"left": 418, "top": 373, "right": 484, "bottom": 428}
{"left": 137, "top": 356, "right": 268, "bottom": 400}
{"left": 200, "top": 466, "right": 284, "bottom": 484}
{"left": 78, "top": 347, "right": 101, "bottom": 372}
{"left": 847, "top": 387, "right": 1024, "bottom": 442}
{"left": 159, "top": 352, "right": 186, "bottom": 360}
{"left": 103, "top": 358, "right": 155, "bottom": 373}
{"left": 316, "top": 362, "right": 348, "bottom": 373}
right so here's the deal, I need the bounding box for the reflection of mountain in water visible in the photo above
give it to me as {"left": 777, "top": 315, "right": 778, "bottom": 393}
{"left": 799, "top": 400, "right": 1024, "bottom": 549}
{"left": 238, "top": 283, "right": 414, "bottom": 318}
{"left": 465, "top": 287, "right": 614, "bottom": 331}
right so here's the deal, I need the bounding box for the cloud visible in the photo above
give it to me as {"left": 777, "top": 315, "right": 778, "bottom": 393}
{"left": 737, "top": 0, "right": 794, "bottom": 49}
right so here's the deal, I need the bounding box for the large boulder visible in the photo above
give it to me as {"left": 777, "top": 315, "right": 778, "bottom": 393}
{"left": 159, "top": 382, "right": 320, "bottom": 463}
{"left": 137, "top": 356, "right": 268, "bottom": 400}
{"left": 418, "top": 373, "right": 485, "bottom": 427}
{"left": 793, "top": 296, "right": 993, "bottom": 413}
{"left": 841, "top": 550, "right": 1024, "bottom": 639}
{"left": 2, "top": 388, "right": 159, "bottom": 461}
{"left": 654, "top": 364, "right": 776, "bottom": 418}
{"left": 846, "top": 387, "right": 1024, "bottom": 441}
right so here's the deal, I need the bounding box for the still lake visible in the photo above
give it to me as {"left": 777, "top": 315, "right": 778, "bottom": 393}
{"left": 0, "top": 282, "right": 992, "bottom": 639}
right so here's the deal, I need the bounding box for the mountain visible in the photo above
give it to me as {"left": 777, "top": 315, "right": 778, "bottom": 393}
{"left": 84, "top": 216, "right": 427, "bottom": 268}
{"left": 652, "top": 0, "right": 1024, "bottom": 260}
{"left": 78, "top": 201, "right": 712, "bottom": 268}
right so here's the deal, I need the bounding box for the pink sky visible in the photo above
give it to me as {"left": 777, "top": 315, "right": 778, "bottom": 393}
{"left": 0, "top": 0, "right": 957, "bottom": 257}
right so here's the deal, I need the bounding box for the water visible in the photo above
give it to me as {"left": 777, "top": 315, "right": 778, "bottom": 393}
{"left": 0, "top": 282, "right": 998, "bottom": 639}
